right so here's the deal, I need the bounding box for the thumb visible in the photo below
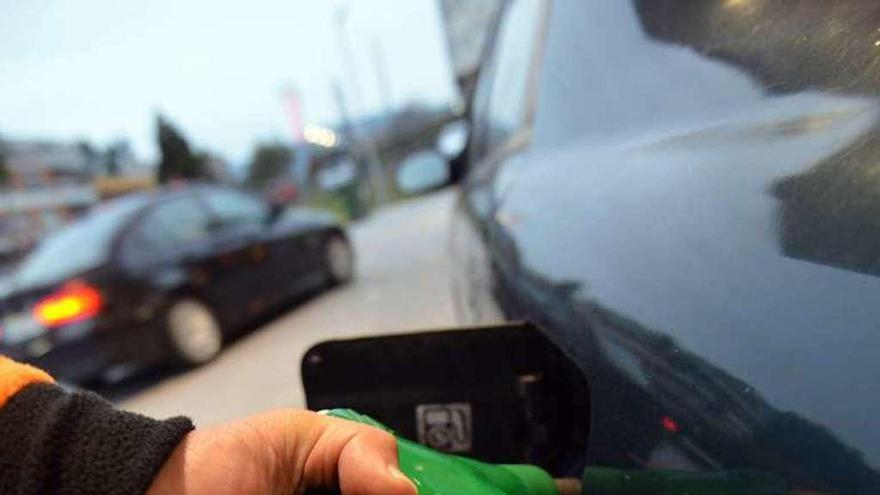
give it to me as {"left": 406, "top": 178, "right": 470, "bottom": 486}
{"left": 336, "top": 426, "right": 417, "bottom": 495}
{"left": 303, "top": 416, "right": 417, "bottom": 495}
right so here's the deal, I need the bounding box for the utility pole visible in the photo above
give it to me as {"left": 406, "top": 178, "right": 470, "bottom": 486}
{"left": 332, "top": 80, "right": 355, "bottom": 149}
{"left": 372, "top": 39, "right": 395, "bottom": 114}
{"left": 332, "top": 0, "right": 389, "bottom": 205}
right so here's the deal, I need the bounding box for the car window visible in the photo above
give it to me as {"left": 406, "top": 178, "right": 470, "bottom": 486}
{"left": 470, "top": 0, "right": 547, "bottom": 161}
{"left": 200, "top": 188, "right": 267, "bottom": 227}
{"left": 15, "top": 195, "right": 147, "bottom": 288}
{"left": 124, "top": 195, "right": 211, "bottom": 262}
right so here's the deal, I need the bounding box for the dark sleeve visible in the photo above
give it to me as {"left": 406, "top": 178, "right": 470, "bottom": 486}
{"left": 0, "top": 383, "right": 194, "bottom": 495}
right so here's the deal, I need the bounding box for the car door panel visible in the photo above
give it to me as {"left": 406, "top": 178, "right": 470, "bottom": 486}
{"left": 199, "top": 187, "right": 295, "bottom": 312}
{"left": 456, "top": 0, "right": 880, "bottom": 492}
{"left": 120, "top": 194, "right": 251, "bottom": 328}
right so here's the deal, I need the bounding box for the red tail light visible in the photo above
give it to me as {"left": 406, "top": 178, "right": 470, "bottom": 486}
{"left": 33, "top": 281, "right": 103, "bottom": 328}
{"left": 661, "top": 415, "right": 681, "bottom": 434}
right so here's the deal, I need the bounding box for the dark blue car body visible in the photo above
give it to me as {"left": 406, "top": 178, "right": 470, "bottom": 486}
{"left": 451, "top": 1, "right": 880, "bottom": 492}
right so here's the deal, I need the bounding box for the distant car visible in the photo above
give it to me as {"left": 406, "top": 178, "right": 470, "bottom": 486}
{"left": 0, "top": 184, "right": 353, "bottom": 382}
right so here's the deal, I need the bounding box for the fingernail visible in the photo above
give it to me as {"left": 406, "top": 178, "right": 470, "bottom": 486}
{"left": 388, "top": 464, "right": 418, "bottom": 493}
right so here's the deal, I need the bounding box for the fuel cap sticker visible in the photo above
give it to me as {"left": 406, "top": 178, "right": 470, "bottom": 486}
{"left": 416, "top": 403, "right": 473, "bottom": 453}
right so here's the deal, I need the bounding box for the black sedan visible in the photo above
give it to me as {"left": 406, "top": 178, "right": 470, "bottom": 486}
{"left": 0, "top": 184, "right": 353, "bottom": 383}
{"left": 439, "top": 0, "right": 880, "bottom": 493}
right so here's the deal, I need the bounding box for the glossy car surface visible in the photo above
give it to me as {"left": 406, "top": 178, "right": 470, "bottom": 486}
{"left": 0, "top": 184, "right": 350, "bottom": 382}
{"left": 451, "top": 1, "right": 880, "bottom": 492}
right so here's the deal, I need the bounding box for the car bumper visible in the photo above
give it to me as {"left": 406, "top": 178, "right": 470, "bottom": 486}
{"left": 2, "top": 323, "right": 108, "bottom": 383}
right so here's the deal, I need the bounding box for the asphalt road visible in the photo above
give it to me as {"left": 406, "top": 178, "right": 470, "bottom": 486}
{"left": 116, "top": 189, "right": 458, "bottom": 426}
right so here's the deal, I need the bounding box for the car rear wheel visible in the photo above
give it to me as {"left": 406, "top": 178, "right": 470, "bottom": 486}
{"left": 166, "top": 298, "right": 223, "bottom": 367}
{"left": 326, "top": 235, "right": 354, "bottom": 285}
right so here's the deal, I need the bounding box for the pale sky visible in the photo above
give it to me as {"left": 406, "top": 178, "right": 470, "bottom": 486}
{"left": 0, "top": 0, "right": 459, "bottom": 165}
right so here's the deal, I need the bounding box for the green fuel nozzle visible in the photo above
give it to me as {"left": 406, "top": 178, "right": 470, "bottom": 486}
{"left": 324, "top": 408, "right": 564, "bottom": 495}
{"left": 325, "top": 409, "right": 792, "bottom": 495}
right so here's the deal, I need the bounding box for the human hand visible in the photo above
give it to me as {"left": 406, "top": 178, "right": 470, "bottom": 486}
{"left": 147, "top": 409, "right": 418, "bottom": 495}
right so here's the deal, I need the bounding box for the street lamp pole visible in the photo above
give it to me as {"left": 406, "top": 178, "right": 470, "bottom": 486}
{"left": 332, "top": 1, "right": 390, "bottom": 206}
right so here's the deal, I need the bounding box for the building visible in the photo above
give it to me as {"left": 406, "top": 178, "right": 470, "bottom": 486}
{"left": 0, "top": 140, "right": 99, "bottom": 264}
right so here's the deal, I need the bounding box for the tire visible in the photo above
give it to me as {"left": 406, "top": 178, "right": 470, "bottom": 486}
{"left": 325, "top": 235, "right": 354, "bottom": 285}
{"left": 165, "top": 298, "right": 224, "bottom": 367}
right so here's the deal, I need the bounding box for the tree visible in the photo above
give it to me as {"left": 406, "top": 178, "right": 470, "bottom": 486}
{"left": 247, "top": 142, "right": 294, "bottom": 188}
{"left": 76, "top": 140, "right": 100, "bottom": 176}
{"left": 103, "top": 140, "right": 130, "bottom": 176}
{"left": 156, "top": 114, "right": 207, "bottom": 183}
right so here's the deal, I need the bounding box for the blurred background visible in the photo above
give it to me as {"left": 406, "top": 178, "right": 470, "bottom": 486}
{"left": 0, "top": 0, "right": 501, "bottom": 424}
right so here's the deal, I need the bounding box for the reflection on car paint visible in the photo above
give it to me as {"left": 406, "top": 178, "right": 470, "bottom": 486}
{"left": 454, "top": 0, "right": 880, "bottom": 492}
